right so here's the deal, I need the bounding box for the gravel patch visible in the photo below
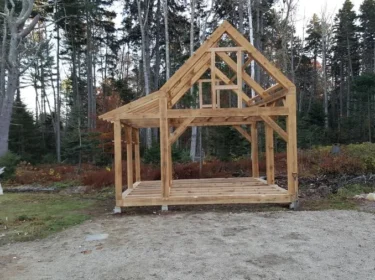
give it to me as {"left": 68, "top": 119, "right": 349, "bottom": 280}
{"left": 1, "top": 210, "right": 375, "bottom": 280}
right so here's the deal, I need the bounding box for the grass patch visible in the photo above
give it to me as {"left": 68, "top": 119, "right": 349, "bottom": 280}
{"left": 302, "top": 184, "right": 375, "bottom": 211}
{"left": 0, "top": 193, "right": 100, "bottom": 246}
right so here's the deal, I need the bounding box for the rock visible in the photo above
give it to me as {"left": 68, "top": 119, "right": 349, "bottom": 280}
{"left": 366, "top": 193, "right": 375, "bottom": 201}
{"left": 85, "top": 234, "right": 108, "bottom": 242}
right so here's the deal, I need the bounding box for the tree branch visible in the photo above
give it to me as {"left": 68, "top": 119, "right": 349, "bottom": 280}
{"left": 19, "top": 14, "right": 40, "bottom": 38}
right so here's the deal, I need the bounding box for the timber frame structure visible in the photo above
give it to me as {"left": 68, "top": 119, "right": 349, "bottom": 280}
{"left": 99, "top": 21, "right": 298, "bottom": 208}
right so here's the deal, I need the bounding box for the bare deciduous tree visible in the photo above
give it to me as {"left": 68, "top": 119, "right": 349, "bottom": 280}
{"left": 0, "top": 0, "right": 41, "bottom": 157}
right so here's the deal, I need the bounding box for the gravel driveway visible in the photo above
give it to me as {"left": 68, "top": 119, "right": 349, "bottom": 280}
{"left": 1, "top": 210, "right": 374, "bottom": 280}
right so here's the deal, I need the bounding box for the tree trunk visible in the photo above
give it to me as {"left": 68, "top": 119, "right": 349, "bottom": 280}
{"left": 0, "top": 68, "right": 18, "bottom": 157}
{"left": 55, "top": 3, "right": 61, "bottom": 162}
{"left": 247, "top": 0, "right": 255, "bottom": 97}
{"left": 164, "top": 0, "right": 170, "bottom": 80}
{"left": 137, "top": 0, "right": 152, "bottom": 148}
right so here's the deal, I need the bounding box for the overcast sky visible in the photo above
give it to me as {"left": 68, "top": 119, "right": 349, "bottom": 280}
{"left": 21, "top": 0, "right": 364, "bottom": 113}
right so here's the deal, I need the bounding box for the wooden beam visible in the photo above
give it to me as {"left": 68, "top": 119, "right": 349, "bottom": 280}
{"left": 211, "top": 51, "right": 217, "bottom": 109}
{"left": 208, "top": 46, "right": 245, "bottom": 52}
{"left": 169, "top": 53, "right": 210, "bottom": 100}
{"left": 133, "top": 128, "right": 141, "bottom": 182}
{"left": 167, "top": 107, "right": 289, "bottom": 118}
{"left": 261, "top": 116, "right": 288, "bottom": 142}
{"left": 265, "top": 124, "right": 275, "bottom": 185}
{"left": 160, "top": 95, "right": 171, "bottom": 198}
{"left": 100, "top": 91, "right": 162, "bottom": 120}
{"left": 216, "top": 84, "right": 239, "bottom": 90}
{"left": 160, "top": 21, "right": 229, "bottom": 94}
{"left": 171, "top": 62, "right": 211, "bottom": 105}
{"left": 169, "top": 117, "right": 195, "bottom": 145}
{"left": 225, "top": 23, "right": 295, "bottom": 89}
{"left": 237, "top": 50, "right": 242, "bottom": 108}
{"left": 199, "top": 80, "right": 203, "bottom": 108}
{"left": 214, "top": 66, "right": 252, "bottom": 104}
{"left": 251, "top": 122, "right": 259, "bottom": 177}
{"left": 285, "top": 86, "right": 298, "bottom": 197}
{"left": 125, "top": 125, "right": 133, "bottom": 189}
{"left": 114, "top": 121, "right": 123, "bottom": 203}
{"left": 233, "top": 125, "right": 252, "bottom": 143}
{"left": 216, "top": 51, "right": 269, "bottom": 99}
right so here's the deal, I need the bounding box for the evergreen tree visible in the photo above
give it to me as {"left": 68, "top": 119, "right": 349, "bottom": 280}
{"left": 359, "top": 0, "right": 375, "bottom": 73}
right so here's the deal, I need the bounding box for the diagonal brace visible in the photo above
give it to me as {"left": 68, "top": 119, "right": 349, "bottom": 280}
{"left": 169, "top": 117, "right": 195, "bottom": 145}
{"left": 261, "top": 116, "right": 288, "bottom": 142}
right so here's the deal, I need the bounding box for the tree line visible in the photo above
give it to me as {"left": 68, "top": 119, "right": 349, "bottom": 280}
{"left": 1, "top": 0, "right": 375, "bottom": 165}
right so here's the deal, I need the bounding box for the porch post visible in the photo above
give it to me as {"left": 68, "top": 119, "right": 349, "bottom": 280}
{"left": 160, "top": 95, "right": 171, "bottom": 198}
{"left": 286, "top": 87, "right": 298, "bottom": 197}
{"left": 265, "top": 123, "right": 275, "bottom": 184}
{"left": 114, "top": 121, "right": 123, "bottom": 203}
{"left": 125, "top": 125, "right": 133, "bottom": 189}
{"left": 251, "top": 122, "right": 259, "bottom": 177}
{"left": 133, "top": 128, "right": 141, "bottom": 182}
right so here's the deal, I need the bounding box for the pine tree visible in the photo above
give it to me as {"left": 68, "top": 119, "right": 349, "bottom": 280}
{"left": 304, "top": 14, "right": 322, "bottom": 112}
{"left": 359, "top": 0, "right": 375, "bottom": 73}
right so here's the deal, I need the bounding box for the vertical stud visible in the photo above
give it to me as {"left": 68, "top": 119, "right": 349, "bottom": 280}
{"left": 251, "top": 122, "right": 259, "bottom": 177}
{"left": 114, "top": 121, "right": 122, "bottom": 203}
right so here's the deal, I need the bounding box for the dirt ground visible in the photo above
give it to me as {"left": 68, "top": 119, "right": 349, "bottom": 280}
{"left": 1, "top": 210, "right": 375, "bottom": 280}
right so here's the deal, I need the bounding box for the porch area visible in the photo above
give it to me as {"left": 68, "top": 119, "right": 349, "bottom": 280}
{"left": 119, "top": 177, "right": 292, "bottom": 207}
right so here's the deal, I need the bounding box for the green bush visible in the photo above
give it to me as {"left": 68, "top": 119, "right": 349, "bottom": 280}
{"left": 0, "top": 152, "right": 21, "bottom": 179}
{"left": 345, "top": 143, "right": 375, "bottom": 173}
{"left": 143, "top": 143, "right": 191, "bottom": 165}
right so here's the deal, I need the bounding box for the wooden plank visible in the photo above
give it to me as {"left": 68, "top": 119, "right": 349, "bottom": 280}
{"left": 286, "top": 86, "right": 298, "bottom": 197}
{"left": 133, "top": 128, "right": 141, "bottom": 182}
{"left": 160, "top": 95, "right": 171, "bottom": 198}
{"left": 251, "top": 122, "right": 259, "bottom": 177}
{"left": 199, "top": 80, "right": 203, "bottom": 108}
{"left": 208, "top": 46, "right": 245, "bottom": 52}
{"left": 99, "top": 91, "right": 162, "bottom": 121}
{"left": 215, "top": 84, "right": 239, "bottom": 90}
{"left": 169, "top": 117, "right": 195, "bottom": 145}
{"left": 214, "top": 66, "right": 252, "bottom": 104}
{"left": 233, "top": 125, "right": 252, "bottom": 143}
{"left": 120, "top": 194, "right": 293, "bottom": 207}
{"left": 216, "top": 52, "right": 269, "bottom": 99}
{"left": 265, "top": 123, "right": 275, "bottom": 185}
{"left": 167, "top": 107, "right": 289, "bottom": 118}
{"left": 125, "top": 125, "right": 133, "bottom": 188}
{"left": 261, "top": 116, "right": 288, "bottom": 142}
{"left": 114, "top": 121, "right": 123, "bottom": 202}
{"left": 160, "top": 21, "right": 229, "bottom": 94}
{"left": 225, "top": 22, "right": 294, "bottom": 89}
{"left": 211, "top": 51, "right": 217, "bottom": 109}
{"left": 169, "top": 53, "right": 210, "bottom": 98}
{"left": 237, "top": 50, "right": 243, "bottom": 108}
{"left": 171, "top": 62, "right": 211, "bottom": 105}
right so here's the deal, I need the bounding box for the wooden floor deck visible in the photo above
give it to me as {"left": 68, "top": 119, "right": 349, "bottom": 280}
{"left": 119, "top": 177, "right": 293, "bottom": 207}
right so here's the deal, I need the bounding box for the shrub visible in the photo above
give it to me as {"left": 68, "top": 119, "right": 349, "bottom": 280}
{"left": 0, "top": 152, "right": 21, "bottom": 179}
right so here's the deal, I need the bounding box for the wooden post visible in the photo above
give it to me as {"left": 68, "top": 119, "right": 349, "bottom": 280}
{"left": 114, "top": 121, "right": 123, "bottom": 203}
{"left": 133, "top": 128, "right": 141, "bottom": 182}
{"left": 211, "top": 51, "right": 217, "bottom": 109}
{"left": 286, "top": 87, "right": 298, "bottom": 197}
{"left": 251, "top": 122, "right": 259, "bottom": 177}
{"left": 237, "top": 50, "right": 242, "bottom": 108}
{"left": 199, "top": 80, "right": 203, "bottom": 109}
{"left": 125, "top": 125, "right": 133, "bottom": 188}
{"left": 160, "top": 95, "right": 171, "bottom": 197}
{"left": 265, "top": 123, "right": 275, "bottom": 184}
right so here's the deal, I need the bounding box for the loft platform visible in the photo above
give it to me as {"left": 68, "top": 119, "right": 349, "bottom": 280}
{"left": 99, "top": 20, "right": 298, "bottom": 209}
